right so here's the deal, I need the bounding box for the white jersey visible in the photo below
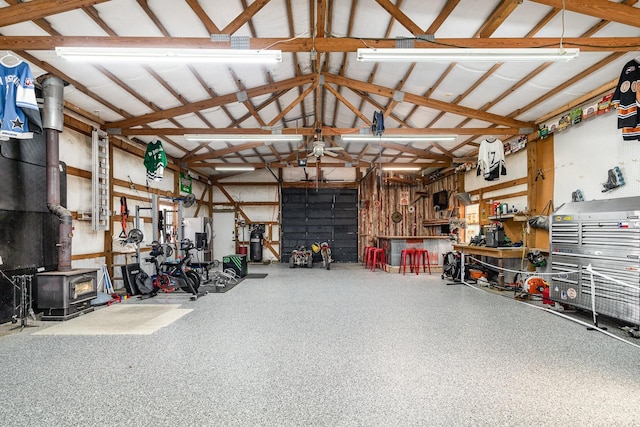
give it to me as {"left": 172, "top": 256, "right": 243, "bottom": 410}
{"left": 476, "top": 138, "right": 506, "bottom": 181}
{"left": 0, "top": 61, "right": 42, "bottom": 140}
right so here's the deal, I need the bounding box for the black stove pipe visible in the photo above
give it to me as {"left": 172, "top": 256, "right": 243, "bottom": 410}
{"left": 41, "top": 75, "right": 72, "bottom": 272}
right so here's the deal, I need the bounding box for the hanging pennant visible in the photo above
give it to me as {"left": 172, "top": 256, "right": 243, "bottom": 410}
{"left": 180, "top": 172, "right": 193, "bottom": 194}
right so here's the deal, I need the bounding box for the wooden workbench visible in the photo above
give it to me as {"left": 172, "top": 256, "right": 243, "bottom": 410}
{"left": 452, "top": 244, "right": 527, "bottom": 286}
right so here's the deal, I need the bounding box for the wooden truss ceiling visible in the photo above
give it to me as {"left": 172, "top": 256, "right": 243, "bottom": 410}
{"left": 1, "top": 0, "right": 639, "bottom": 177}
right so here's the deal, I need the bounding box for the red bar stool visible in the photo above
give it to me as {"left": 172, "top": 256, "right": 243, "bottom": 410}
{"left": 414, "top": 248, "right": 432, "bottom": 275}
{"left": 399, "top": 248, "right": 416, "bottom": 275}
{"left": 365, "top": 246, "right": 377, "bottom": 269}
{"left": 371, "top": 248, "right": 387, "bottom": 272}
{"left": 363, "top": 246, "right": 375, "bottom": 267}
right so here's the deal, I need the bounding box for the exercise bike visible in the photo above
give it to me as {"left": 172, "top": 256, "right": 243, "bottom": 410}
{"left": 136, "top": 240, "right": 203, "bottom": 300}
{"left": 136, "top": 241, "right": 172, "bottom": 296}
{"left": 162, "top": 239, "right": 201, "bottom": 296}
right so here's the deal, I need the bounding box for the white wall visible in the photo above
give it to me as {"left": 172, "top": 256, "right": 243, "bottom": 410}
{"left": 464, "top": 146, "right": 529, "bottom": 213}
{"left": 213, "top": 169, "right": 281, "bottom": 262}
{"left": 553, "top": 112, "right": 640, "bottom": 205}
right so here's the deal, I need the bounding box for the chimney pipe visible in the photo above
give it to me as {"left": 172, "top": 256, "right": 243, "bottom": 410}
{"left": 41, "top": 75, "right": 72, "bottom": 271}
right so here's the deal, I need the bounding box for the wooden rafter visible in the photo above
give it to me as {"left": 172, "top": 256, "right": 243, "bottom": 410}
{"left": 0, "top": 0, "right": 109, "bottom": 27}
{"left": 374, "top": 0, "right": 425, "bottom": 35}
{"left": 118, "top": 127, "right": 525, "bottom": 137}
{"left": 268, "top": 84, "right": 316, "bottom": 127}
{"left": 513, "top": 52, "right": 626, "bottom": 118}
{"left": 222, "top": 0, "right": 271, "bottom": 35}
{"left": 529, "top": 0, "right": 640, "bottom": 28}
{"left": 185, "top": 0, "right": 221, "bottom": 34}
{"left": 4, "top": 35, "right": 640, "bottom": 51}
{"left": 477, "top": 0, "right": 522, "bottom": 38}
{"left": 187, "top": 142, "right": 266, "bottom": 164}
{"left": 426, "top": 0, "right": 461, "bottom": 35}
{"left": 324, "top": 73, "right": 532, "bottom": 129}
{"left": 107, "top": 74, "right": 316, "bottom": 129}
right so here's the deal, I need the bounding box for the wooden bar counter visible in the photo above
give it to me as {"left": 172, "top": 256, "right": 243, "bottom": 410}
{"left": 377, "top": 236, "right": 452, "bottom": 267}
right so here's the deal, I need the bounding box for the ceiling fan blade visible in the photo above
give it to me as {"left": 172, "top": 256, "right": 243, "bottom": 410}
{"left": 324, "top": 150, "right": 339, "bottom": 157}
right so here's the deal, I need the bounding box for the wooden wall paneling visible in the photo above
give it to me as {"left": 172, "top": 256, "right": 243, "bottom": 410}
{"left": 534, "top": 136, "right": 555, "bottom": 250}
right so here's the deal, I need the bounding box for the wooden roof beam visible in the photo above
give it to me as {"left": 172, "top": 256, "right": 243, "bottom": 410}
{"left": 107, "top": 74, "right": 316, "bottom": 129}
{"left": 268, "top": 84, "right": 316, "bottom": 127}
{"left": 120, "top": 127, "right": 525, "bottom": 136}
{"left": 476, "top": 0, "right": 522, "bottom": 38}
{"left": 374, "top": 0, "right": 425, "bottom": 35}
{"left": 222, "top": 0, "right": 271, "bottom": 35}
{"left": 0, "top": 0, "right": 109, "bottom": 27}
{"left": 185, "top": 0, "right": 221, "bottom": 34}
{"left": 529, "top": 0, "right": 640, "bottom": 28}
{"left": 186, "top": 142, "right": 266, "bottom": 163}
{"left": 4, "top": 36, "right": 640, "bottom": 51}
{"left": 324, "top": 73, "right": 532, "bottom": 129}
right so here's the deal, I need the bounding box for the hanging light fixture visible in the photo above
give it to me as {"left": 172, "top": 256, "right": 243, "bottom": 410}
{"left": 55, "top": 47, "right": 282, "bottom": 63}
{"left": 356, "top": 47, "right": 579, "bottom": 63}
{"left": 214, "top": 166, "right": 256, "bottom": 171}
{"left": 185, "top": 134, "right": 303, "bottom": 142}
{"left": 341, "top": 134, "right": 458, "bottom": 142}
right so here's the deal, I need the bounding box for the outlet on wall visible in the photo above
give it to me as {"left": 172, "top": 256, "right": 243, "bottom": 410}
{"left": 0, "top": 256, "right": 3, "bottom": 265}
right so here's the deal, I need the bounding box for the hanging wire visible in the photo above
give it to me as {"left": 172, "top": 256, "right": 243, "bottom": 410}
{"left": 378, "top": 134, "right": 383, "bottom": 190}
{"left": 560, "top": 0, "right": 566, "bottom": 51}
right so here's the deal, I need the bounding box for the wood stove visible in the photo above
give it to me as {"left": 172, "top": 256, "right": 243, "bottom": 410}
{"left": 37, "top": 268, "right": 98, "bottom": 320}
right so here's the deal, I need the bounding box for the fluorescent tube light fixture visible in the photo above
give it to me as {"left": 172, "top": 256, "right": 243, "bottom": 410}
{"left": 382, "top": 166, "right": 422, "bottom": 171}
{"left": 55, "top": 47, "right": 282, "bottom": 63}
{"left": 185, "top": 134, "right": 303, "bottom": 142}
{"left": 356, "top": 48, "right": 579, "bottom": 63}
{"left": 214, "top": 166, "right": 256, "bottom": 171}
{"left": 342, "top": 134, "right": 458, "bottom": 142}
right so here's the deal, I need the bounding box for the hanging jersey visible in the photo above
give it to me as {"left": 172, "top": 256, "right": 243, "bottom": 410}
{"left": 0, "top": 62, "right": 43, "bottom": 141}
{"left": 477, "top": 138, "right": 507, "bottom": 181}
{"left": 612, "top": 59, "right": 640, "bottom": 141}
{"left": 144, "top": 140, "right": 168, "bottom": 181}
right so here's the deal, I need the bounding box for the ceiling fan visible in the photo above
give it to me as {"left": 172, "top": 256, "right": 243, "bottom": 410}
{"left": 307, "top": 139, "right": 344, "bottom": 159}
{"left": 301, "top": 128, "right": 344, "bottom": 160}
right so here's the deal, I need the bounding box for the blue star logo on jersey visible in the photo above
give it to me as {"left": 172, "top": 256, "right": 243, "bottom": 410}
{"left": 10, "top": 117, "right": 24, "bottom": 131}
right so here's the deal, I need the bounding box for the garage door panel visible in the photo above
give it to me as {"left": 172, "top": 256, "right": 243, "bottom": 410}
{"left": 334, "top": 226, "right": 357, "bottom": 234}
{"left": 307, "top": 225, "right": 333, "bottom": 234}
{"left": 281, "top": 188, "right": 358, "bottom": 262}
{"left": 333, "top": 218, "right": 358, "bottom": 230}
{"left": 281, "top": 223, "right": 307, "bottom": 231}
{"left": 307, "top": 210, "right": 333, "bottom": 219}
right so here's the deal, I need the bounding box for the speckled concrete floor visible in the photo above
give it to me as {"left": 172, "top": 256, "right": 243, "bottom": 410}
{"left": 1, "top": 263, "right": 640, "bottom": 426}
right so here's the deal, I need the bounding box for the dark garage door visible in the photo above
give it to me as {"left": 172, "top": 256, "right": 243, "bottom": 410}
{"left": 281, "top": 188, "right": 358, "bottom": 263}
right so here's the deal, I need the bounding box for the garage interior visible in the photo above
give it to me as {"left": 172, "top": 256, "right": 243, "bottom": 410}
{"left": 1, "top": 1, "right": 640, "bottom": 425}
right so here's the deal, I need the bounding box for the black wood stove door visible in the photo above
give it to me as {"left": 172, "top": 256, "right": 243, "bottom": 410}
{"left": 281, "top": 188, "right": 358, "bottom": 263}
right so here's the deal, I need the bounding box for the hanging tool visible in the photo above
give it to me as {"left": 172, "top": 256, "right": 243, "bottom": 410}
{"left": 119, "top": 196, "right": 129, "bottom": 238}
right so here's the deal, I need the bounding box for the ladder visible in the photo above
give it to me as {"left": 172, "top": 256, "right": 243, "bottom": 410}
{"left": 92, "top": 129, "right": 110, "bottom": 231}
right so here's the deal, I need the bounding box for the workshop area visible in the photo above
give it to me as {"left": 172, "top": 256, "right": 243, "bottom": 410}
{"left": 1, "top": 1, "right": 640, "bottom": 425}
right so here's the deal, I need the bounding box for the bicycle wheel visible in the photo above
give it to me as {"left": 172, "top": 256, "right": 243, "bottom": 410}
{"left": 185, "top": 270, "right": 201, "bottom": 292}
{"left": 178, "top": 274, "right": 197, "bottom": 293}
{"left": 156, "top": 274, "right": 173, "bottom": 292}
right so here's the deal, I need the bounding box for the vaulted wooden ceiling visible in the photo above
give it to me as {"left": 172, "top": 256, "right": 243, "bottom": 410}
{"left": 1, "top": 0, "right": 639, "bottom": 177}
